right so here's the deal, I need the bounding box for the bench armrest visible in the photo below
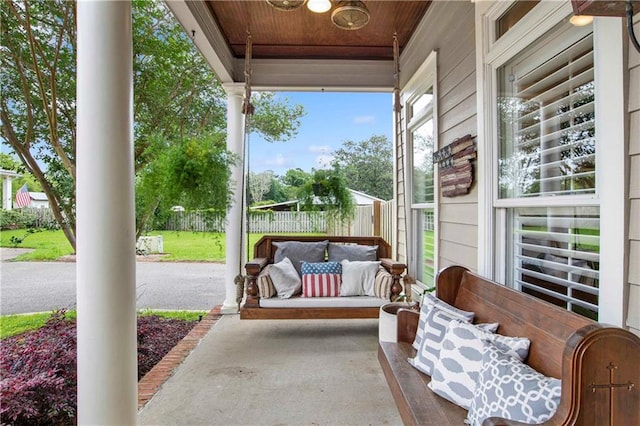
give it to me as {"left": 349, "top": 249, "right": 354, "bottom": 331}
{"left": 380, "top": 258, "right": 407, "bottom": 301}
{"left": 245, "top": 257, "right": 269, "bottom": 276}
{"left": 244, "top": 257, "right": 269, "bottom": 308}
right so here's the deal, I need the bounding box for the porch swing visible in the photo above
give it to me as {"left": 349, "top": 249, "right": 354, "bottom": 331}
{"left": 236, "top": 33, "right": 407, "bottom": 319}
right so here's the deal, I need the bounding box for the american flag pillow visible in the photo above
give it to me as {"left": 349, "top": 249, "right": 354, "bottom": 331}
{"left": 301, "top": 261, "right": 342, "bottom": 297}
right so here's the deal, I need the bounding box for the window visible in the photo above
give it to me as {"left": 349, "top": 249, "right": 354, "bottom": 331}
{"left": 495, "top": 22, "right": 599, "bottom": 319}
{"left": 478, "top": 0, "right": 626, "bottom": 325}
{"left": 403, "top": 52, "right": 437, "bottom": 288}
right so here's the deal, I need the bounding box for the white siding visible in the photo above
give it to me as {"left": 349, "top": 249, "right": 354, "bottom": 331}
{"left": 628, "top": 13, "right": 640, "bottom": 336}
{"left": 400, "top": 1, "right": 478, "bottom": 273}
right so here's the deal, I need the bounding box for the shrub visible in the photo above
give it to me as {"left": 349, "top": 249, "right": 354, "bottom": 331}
{"left": 0, "top": 311, "right": 76, "bottom": 425}
{"left": 137, "top": 315, "right": 197, "bottom": 380}
{"left": 0, "top": 311, "right": 197, "bottom": 425}
{"left": 0, "top": 210, "right": 37, "bottom": 230}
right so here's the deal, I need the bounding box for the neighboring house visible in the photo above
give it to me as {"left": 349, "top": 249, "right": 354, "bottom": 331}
{"left": 250, "top": 189, "right": 385, "bottom": 212}
{"left": 0, "top": 169, "right": 20, "bottom": 210}
{"left": 26, "top": 192, "right": 49, "bottom": 209}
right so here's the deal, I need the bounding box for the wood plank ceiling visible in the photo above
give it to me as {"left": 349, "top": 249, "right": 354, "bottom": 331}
{"left": 205, "top": 1, "right": 431, "bottom": 61}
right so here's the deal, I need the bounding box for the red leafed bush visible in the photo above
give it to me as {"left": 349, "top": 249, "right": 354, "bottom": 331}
{"left": 0, "top": 311, "right": 197, "bottom": 425}
{"left": 136, "top": 315, "right": 197, "bottom": 380}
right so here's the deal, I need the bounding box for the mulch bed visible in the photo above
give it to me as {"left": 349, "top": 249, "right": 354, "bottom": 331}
{"left": 0, "top": 311, "right": 202, "bottom": 425}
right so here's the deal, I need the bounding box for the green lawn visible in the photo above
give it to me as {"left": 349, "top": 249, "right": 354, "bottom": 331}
{"left": 0, "top": 229, "right": 325, "bottom": 262}
{"left": 0, "top": 309, "right": 206, "bottom": 339}
{"left": 0, "top": 229, "right": 74, "bottom": 261}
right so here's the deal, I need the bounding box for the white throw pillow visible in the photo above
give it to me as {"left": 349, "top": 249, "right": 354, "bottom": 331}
{"left": 428, "top": 319, "right": 531, "bottom": 410}
{"left": 269, "top": 257, "right": 302, "bottom": 299}
{"left": 340, "top": 260, "right": 381, "bottom": 296}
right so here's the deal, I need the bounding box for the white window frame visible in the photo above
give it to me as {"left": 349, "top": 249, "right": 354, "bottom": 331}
{"left": 475, "top": 1, "right": 627, "bottom": 325}
{"left": 402, "top": 50, "right": 439, "bottom": 293}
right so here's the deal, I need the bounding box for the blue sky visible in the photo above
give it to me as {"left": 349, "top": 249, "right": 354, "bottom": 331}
{"left": 1, "top": 92, "right": 394, "bottom": 177}
{"left": 249, "top": 91, "right": 393, "bottom": 176}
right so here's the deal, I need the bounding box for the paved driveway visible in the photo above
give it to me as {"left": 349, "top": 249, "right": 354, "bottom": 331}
{"left": 0, "top": 249, "right": 227, "bottom": 315}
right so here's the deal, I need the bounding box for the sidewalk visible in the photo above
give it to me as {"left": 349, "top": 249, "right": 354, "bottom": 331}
{"left": 138, "top": 315, "right": 401, "bottom": 425}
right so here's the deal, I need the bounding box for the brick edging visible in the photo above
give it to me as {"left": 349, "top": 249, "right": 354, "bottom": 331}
{"left": 138, "top": 306, "right": 224, "bottom": 409}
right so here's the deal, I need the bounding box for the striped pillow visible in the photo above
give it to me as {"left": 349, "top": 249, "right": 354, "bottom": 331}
{"left": 257, "top": 264, "right": 276, "bottom": 299}
{"left": 301, "top": 261, "right": 341, "bottom": 297}
{"left": 374, "top": 267, "right": 393, "bottom": 299}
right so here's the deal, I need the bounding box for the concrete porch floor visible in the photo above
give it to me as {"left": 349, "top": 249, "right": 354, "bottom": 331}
{"left": 138, "top": 314, "right": 402, "bottom": 425}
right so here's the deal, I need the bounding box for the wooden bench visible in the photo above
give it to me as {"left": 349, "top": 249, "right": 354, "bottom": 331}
{"left": 241, "top": 235, "right": 406, "bottom": 320}
{"left": 378, "top": 265, "right": 640, "bottom": 425}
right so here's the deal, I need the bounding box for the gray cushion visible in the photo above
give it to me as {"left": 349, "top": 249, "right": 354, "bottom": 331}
{"left": 269, "top": 257, "right": 302, "bottom": 299}
{"left": 327, "top": 243, "right": 377, "bottom": 262}
{"left": 466, "top": 341, "right": 561, "bottom": 426}
{"left": 273, "top": 240, "right": 328, "bottom": 276}
{"left": 428, "top": 319, "right": 531, "bottom": 410}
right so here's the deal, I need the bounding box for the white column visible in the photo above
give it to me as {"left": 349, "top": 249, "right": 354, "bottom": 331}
{"left": 2, "top": 178, "right": 12, "bottom": 210}
{"left": 76, "top": 1, "right": 137, "bottom": 424}
{"left": 222, "top": 83, "right": 246, "bottom": 314}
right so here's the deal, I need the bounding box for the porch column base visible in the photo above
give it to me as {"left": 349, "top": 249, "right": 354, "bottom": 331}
{"left": 221, "top": 301, "right": 240, "bottom": 315}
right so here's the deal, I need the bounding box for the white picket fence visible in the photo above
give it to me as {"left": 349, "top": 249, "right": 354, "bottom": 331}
{"left": 248, "top": 211, "right": 326, "bottom": 233}
{"left": 17, "top": 201, "right": 396, "bottom": 241}
{"left": 166, "top": 210, "right": 327, "bottom": 233}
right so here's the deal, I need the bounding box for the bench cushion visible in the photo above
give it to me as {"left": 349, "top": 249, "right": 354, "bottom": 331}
{"left": 270, "top": 257, "right": 301, "bottom": 298}
{"left": 301, "top": 261, "right": 341, "bottom": 297}
{"left": 413, "top": 293, "right": 475, "bottom": 350}
{"left": 259, "top": 296, "right": 386, "bottom": 309}
{"left": 327, "top": 242, "right": 378, "bottom": 262}
{"left": 466, "top": 341, "right": 561, "bottom": 426}
{"left": 257, "top": 265, "right": 276, "bottom": 298}
{"left": 409, "top": 296, "right": 475, "bottom": 376}
{"left": 340, "top": 260, "right": 380, "bottom": 296}
{"left": 428, "top": 319, "right": 531, "bottom": 409}
{"left": 273, "top": 240, "right": 328, "bottom": 276}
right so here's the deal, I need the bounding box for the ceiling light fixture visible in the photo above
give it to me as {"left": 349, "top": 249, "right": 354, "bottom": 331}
{"left": 266, "top": 0, "right": 307, "bottom": 11}
{"left": 331, "top": 1, "right": 370, "bottom": 30}
{"left": 569, "top": 15, "right": 594, "bottom": 26}
{"left": 307, "top": 0, "right": 332, "bottom": 13}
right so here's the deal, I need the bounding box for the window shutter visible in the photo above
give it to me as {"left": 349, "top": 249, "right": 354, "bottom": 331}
{"left": 512, "top": 207, "right": 599, "bottom": 319}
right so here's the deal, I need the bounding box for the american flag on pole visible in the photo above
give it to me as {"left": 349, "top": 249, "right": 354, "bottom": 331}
{"left": 15, "top": 184, "right": 31, "bottom": 208}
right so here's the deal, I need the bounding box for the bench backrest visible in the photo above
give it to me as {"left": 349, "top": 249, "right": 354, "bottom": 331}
{"left": 252, "top": 235, "right": 392, "bottom": 262}
{"left": 436, "top": 266, "right": 592, "bottom": 379}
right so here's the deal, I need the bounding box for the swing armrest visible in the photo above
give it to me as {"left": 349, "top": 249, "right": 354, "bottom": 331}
{"left": 246, "top": 257, "right": 269, "bottom": 276}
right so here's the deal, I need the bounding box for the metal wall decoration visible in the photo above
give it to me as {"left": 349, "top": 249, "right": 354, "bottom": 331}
{"left": 432, "top": 134, "right": 476, "bottom": 197}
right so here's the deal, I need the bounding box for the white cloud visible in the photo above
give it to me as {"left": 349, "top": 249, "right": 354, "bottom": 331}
{"left": 308, "top": 145, "right": 332, "bottom": 154}
{"left": 263, "top": 154, "right": 293, "bottom": 167}
{"left": 353, "top": 115, "right": 375, "bottom": 124}
{"left": 315, "top": 154, "right": 334, "bottom": 169}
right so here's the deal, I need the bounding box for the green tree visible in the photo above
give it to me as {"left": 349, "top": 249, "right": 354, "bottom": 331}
{"left": 135, "top": 133, "right": 233, "bottom": 235}
{"left": 330, "top": 135, "right": 393, "bottom": 200}
{"left": 1, "top": 0, "right": 77, "bottom": 246}
{"left": 0, "top": 153, "right": 41, "bottom": 193}
{"left": 1, "top": 0, "right": 305, "bottom": 249}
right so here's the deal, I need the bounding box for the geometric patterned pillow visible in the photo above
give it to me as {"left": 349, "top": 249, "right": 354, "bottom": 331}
{"left": 411, "top": 293, "right": 475, "bottom": 350}
{"left": 373, "top": 267, "right": 393, "bottom": 299}
{"left": 466, "top": 342, "right": 561, "bottom": 426}
{"left": 257, "top": 264, "right": 276, "bottom": 298}
{"left": 301, "top": 261, "right": 341, "bottom": 297}
{"left": 407, "top": 298, "right": 475, "bottom": 376}
{"left": 428, "top": 320, "right": 531, "bottom": 410}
